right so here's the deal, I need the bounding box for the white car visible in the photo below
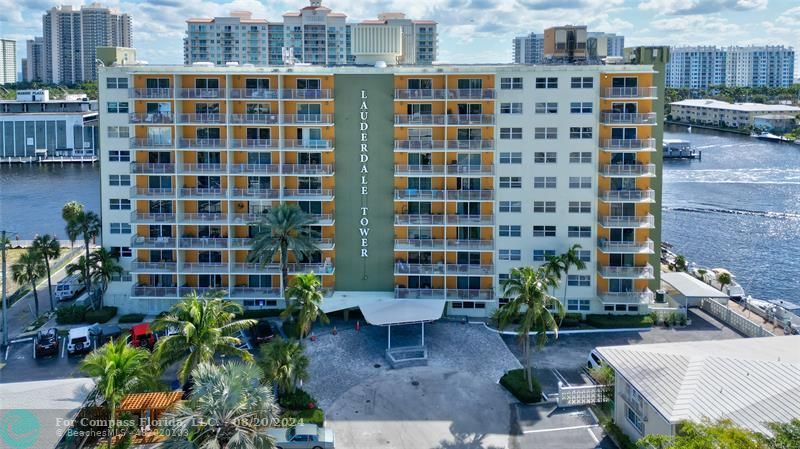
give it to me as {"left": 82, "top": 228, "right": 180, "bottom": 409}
{"left": 67, "top": 326, "right": 93, "bottom": 355}
{"left": 587, "top": 349, "right": 606, "bottom": 370}
{"left": 267, "top": 424, "right": 335, "bottom": 449}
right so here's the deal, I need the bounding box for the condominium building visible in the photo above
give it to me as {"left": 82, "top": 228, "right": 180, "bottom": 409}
{"left": 514, "top": 29, "right": 624, "bottom": 64}
{"left": 669, "top": 99, "right": 800, "bottom": 129}
{"left": 25, "top": 37, "right": 45, "bottom": 82}
{"left": 42, "top": 4, "right": 132, "bottom": 84}
{"left": 98, "top": 51, "right": 664, "bottom": 318}
{"left": 0, "top": 39, "right": 17, "bottom": 85}
{"left": 588, "top": 32, "right": 625, "bottom": 57}
{"left": 667, "top": 45, "right": 795, "bottom": 89}
{"left": 183, "top": 1, "right": 437, "bottom": 66}
{"left": 513, "top": 33, "right": 544, "bottom": 64}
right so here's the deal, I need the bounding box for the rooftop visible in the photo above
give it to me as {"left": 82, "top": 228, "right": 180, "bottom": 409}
{"left": 671, "top": 99, "right": 800, "bottom": 112}
{"left": 597, "top": 336, "right": 800, "bottom": 436}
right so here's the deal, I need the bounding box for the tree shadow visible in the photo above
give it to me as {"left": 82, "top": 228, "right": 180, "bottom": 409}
{"left": 432, "top": 423, "right": 506, "bottom": 449}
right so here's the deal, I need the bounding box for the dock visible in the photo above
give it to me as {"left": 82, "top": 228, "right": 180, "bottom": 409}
{"left": 663, "top": 139, "right": 701, "bottom": 160}
{"left": 0, "top": 155, "right": 98, "bottom": 165}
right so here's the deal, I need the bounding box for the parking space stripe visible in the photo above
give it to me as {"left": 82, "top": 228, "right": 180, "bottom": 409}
{"left": 587, "top": 428, "right": 600, "bottom": 443}
{"left": 523, "top": 424, "right": 599, "bottom": 434}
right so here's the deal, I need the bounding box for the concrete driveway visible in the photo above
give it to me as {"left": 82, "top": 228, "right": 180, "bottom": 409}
{"left": 515, "top": 403, "right": 616, "bottom": 449}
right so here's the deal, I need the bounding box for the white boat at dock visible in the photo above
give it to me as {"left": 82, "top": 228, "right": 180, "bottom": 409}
{"left": 663, "top": 139, "right": 701, "bottom": 159}
{"left": 750, "top": 131, "right": 794, "bottom": 143}
{"left": 687, "top": 265, "right": 745, "bottom": 300}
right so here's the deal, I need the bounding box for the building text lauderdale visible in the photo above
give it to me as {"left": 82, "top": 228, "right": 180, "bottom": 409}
{"left": 359, "top": 89, "right": 370, "bottom": 259}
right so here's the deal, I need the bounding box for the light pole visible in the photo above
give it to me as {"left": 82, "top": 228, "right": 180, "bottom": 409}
{"left": 1, "top": 230, "right": 9, "bottom": 347}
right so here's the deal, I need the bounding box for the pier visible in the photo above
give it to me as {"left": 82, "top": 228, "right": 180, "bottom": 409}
{"left": 0, "top": 155, "right": 98, "bottom": 165}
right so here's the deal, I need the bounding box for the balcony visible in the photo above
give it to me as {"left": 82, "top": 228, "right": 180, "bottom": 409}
{"left": 230, "top": 88, "right": 279, "bottom": 100}
{"left": 131, "top": 285, "right": 178, "bottom": 297}
{"left": 446, "top": 289, "right": 494, "bottom": 300}
{"left": 230, "top": 139, "right": 280, "bottom": 150}
{"left": 129, "top": 113, "right": 174, "bottom": 124}
{"left": 182, "top": 262, "right": 228, "bottom": 274}
{"left": 282, "top": 189, "right": 335, "bottom": 200}
{"left": 446, "top": 190, "right": 494, "bottom": 201}
{"left": 600, "top": 112, "right": 657, "bottom": 125}
{"left": 446, "top": 114, "right": 495, "bottom": 126}
{"left": 447, "top": 89, "right": 496, "bottom": 100}
{"left": 394, "top": 89, "right": 447, "bottom": 100}
{"left": 229, "top": 287, "right": 282, "bottom": 299}
{"left": 601, "top": 87, "right": 657, "bottom": 99}
{"left": 308, "top": 214, "right": 335, "bottom": 226}
{"left": 394, "top": 288, "right": 445, "bottom": 299}
{"left": 179, "top": 187, "right": 226, "bottom": 199}
{"left": 179, "top": 287, "right": 229, "bottom": 297}
{"left": 600, "top": 289, "right": 654, "bottom": 304}
{"left": 179, "top": 163, "right": 227, "bottom": 174}
{"left": 130, "top": 162, "right": 174, "bottom": 174}
{"left": 599, "top": 139, "right": 656, "bottom": 153}
{"left": 282, "top": 113, "right": 334, "bottom": 125}
{"left": 130, "top": 138, "right": 174, "bottom": 149}
{"left": 130, "top": 187, "right": 174, "bottom": 198}
{"left": 447, "top": 214, "right": 494, "bottom": 225}
{"left": 177, "top": 113, "right": 226, "bottom": 124}
{"left": 177, "top": 138, "right": 226, "bottom": 149}
{"left": 282, "top": 164, "right": 334, "bottom": 175}
{"left": 179, "top": 213, "right": 228, "bottom": 223}
{"left": 393, "top": 140, "right": 495, "bottom": 151}
{"left": 598, "top": 239, "right": 655, "bottom": 254}
{"left": 394, "top": 189, "right": 444, "bottom": 201}
{"left": 283, "top": 139, "right": 334, "bottom": 151}
{"left": 599, "top": 215, "right": 655, "bottom": 229}
{"left": 130, "top": 235, "right": 176, "bottom": 248}
{"left": 280, "top": 89, "right": 332, "bottom": 100}
{"left": 130, "top": 212, "right": 176, "bottom": 223}
{"left": 600, "top": 189, "right": 656, "bottom": 203}
{"left": 394, "top": 239, "right": 445, "bottom": 250}
{"left": 394, "top": 115, "right": 446, "bottom": 126}
{"left": 230, "top": 263, "right": 334, "bottom": 275}
{"left": 394, "top": 263, "right": 494, "bottom": 276}
{"left": 393, "top": 288, "right": 494, "bottom": 300}
{"left": 231, "top": 188, "right": 280, "bottom": 199}
{"left": 229, "top": 164, "right": 281, "bottom": 174}
{"left": 394, "top": 165, "right": 445, "bottom": 176}
{"left": 230, "top": 114, "right": 280, "bottom": 125}
{"left": 600, "top": 164, "right": 656, "bottom": 177}
{"left": 447, "top": 239, "right": 494, "bottom": 250}
{"left": 599, "top": 265, "right": 655, "bottom": 279}
{"left": 179, "top": 237, "right": 230, "bottom": 248}
{"left": 395, "top": 214, "right": 445, "bottom": 225}
{"left": 177, "top": 88, "right": 223, "bottom": 99}
{"left": 129, "top": 88, "right": 173, "bottom": 99}
{"left": 446, "top": 165, "right": 494, "bottom": 175}
{"left": 130, "top": 260, "right": 178, "bottom": 273}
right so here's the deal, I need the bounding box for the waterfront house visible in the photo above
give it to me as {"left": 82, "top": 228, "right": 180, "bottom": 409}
{"left": 669, "top": 98, "right": 800, "bottom": 130}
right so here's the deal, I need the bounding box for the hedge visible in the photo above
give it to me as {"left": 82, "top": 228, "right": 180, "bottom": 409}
{"left": 559, "top": 313, "right": 583, "bottom": 328}
{"left": 282, "top": 320, "right": 301, "bottom": 339}
{"left": 84, "top": 307, "right": 118, "bottom": 324}
{"left": 584, "top": 314, "right": 653, "bottom": 329}
{"left": 499, "top": 369, "right": 542, "bottom": 404}
{"left": 283, "top": 408, "right": 325, "bottom": 426}
{"left": 118, "top": 313, "right": 145, "bottom": 324}
{"left": 55, "top": 305, "right": 87, "bottom": 325}
{"left": 278, "top": 388, "right": 317, "bottom": 411}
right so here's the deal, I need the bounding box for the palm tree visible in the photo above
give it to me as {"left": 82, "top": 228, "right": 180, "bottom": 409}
{"left": 247, "top": 204, "right": 319, "bottom": 302}
{"left": 717, "top": 272, "right": 732, "bottom": 293}
{"left": 66, "top": 256, "right": 90, "bottom": 287}
{"left": 542, "top": 256, "right": 565, "bottom": 297}
{"left": 152, "top": 290, "right": 256, "bottom": 383}
{"left": 80, "top": 338, "right": 155, "bottom": 449}
{"left": 11, "top": 249, "right": 46, "bottom": 317}
{"left": 281, "top": 273, "right": 329, "bottom": 339}
{"left": 160, "top": 362, "right": 279, "bottom": 449}
{"left": 89, "top": 248, "right": 122, "bottom": 308}
{"left": 559, "top": 243, "right": 587, "bottom": 305}
{"left": 496, "top": 266, "right": 565, "bottom": 392}
{"left": 258, "top": 337, "right": 310, "bottom": 395}
{"left": 61, "top": 201, "right": 84, "bottom": 247}
{"left": 63, "top": 203, "right": 101, "bottom": 293}
{"left": 32, "top": 235, "right": 61, "bottom": 312}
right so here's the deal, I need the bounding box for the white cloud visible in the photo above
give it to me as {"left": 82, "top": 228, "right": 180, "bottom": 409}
{"left": 639, "top": 0, "right": 768, "bottom": 15}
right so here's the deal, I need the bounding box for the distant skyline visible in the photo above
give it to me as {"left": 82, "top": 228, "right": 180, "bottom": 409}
{"left": 1, "top": 0, "right": 799, "bottom": 74}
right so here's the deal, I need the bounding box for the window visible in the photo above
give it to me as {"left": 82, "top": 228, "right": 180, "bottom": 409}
{"left": 107, "top": 102, "right": 129, "bottom": 113}
{"left": 570, "top": 102, "right": 593, "bottom": 113}
{"left": 534, "top": 152, "right": 557, "bottom": 163}
{"left": 533, "top": 225, "right": 556, "bottom": 237}
{"left": 567, "top": 298, "right": 591, "bottom": 310}
{"left": 533, "top": 177, "right": 556, "bottom": 189}
{"left": 499, "top": 201, "right": 522, "bottom": 213}
{"left": 568, "top": 201, "right": 592, "bottom": 213}
{"left": 499, "top": 249, "right": 522, "bottom": 261}
{"left": 535, "top": 102, "right": 558, "bottom": 114}
{"left": 500, "top": 127, "right": 523, "bottom": 139}
{"left": 106, "top": 77, "right": 129, "bottom": 89}
{"left": 499, "top": 225, "right": 522, "bottom": 237}
{"left": 500, "top": 176, "right": 522, "bottom": 188}
{"left": 109, "top": 199, "right": 131, "bottom": 210}
{"left": 571, "top": 76, "right": 593, "bottom": 88}
{"left": 534, "top": 127, "right": 557, "bottom": 139}
{"left": 110, "top": 223, "right": 132, "bottom": 234}
{"left": 107, "top": 126, "right": 130, "bottom": 138}
{"left": 108, "top": 150, "right": 130, "bottom": 162}
{"left": 568, "top": 177, "right": 592, "bottom": 189}
{"left": 569, "top": 152, "right": 592, "bottom": 163}
{"left": 626, "top": 406, "right": 644, "bottom": 434}
{"left": 569, "top": 127, "right": 593, "bottom": 139}
{"left": 499, "top": 152, "right": 522, "bottom": 164}
{"left": 567, "top": 276, "right": 592, "bottom": 287}
{"left": 568, "top": 226, "right": 592, "bottom": 238}
{"left": 110, "top": 246, "right": 133, "bottom": 258}
{"left": 533, "top": 249, "right": 556, "bottom": 261}
{"left": 535, "top": 77, "right": 558, "bottom": 88}
{"left": 500, "top": 102, "right": 522, "bottom": 114}
{"left": 533, "top": 201, "right": 556, "bottom": 213}
{"left": 109, "top": 175, "right": 131, "bottom": 186}
{"left": 577, "top": 250, "right": 591, "bottom": 262}
{"left": 500, "top": 77, "right": 523, "bottom": 89}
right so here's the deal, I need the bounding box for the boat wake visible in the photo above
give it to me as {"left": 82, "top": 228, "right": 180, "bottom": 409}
{"left": 665, "top": 205, "right": 800, "bottom": 220}
{"left": 665, "top": 168, "right": 800, "bottom": 184}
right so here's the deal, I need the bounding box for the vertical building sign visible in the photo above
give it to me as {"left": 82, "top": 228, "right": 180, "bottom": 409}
{"left": 359, "top": 89, "right": 370, "bottom": 258}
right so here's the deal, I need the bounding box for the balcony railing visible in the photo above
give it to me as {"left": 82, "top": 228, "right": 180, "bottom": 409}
{"left": 447, "top": 214, "right": 494, "bottom": 225}
{"left": 282, "top": 139, "right": 333, "bottom": 151}
{"left": 598, "top": 239, "right": 655, "bottom": 254}
{"left": 230, "top": 113, "right": 280, "bottom": 125}
{"left": 229, "top": 164, "right": 281, "bottom": 174}
{"left": 282, "top": 164, "right": 334, "bottom": 175}
{"left": 600, "top": 112, "right": 657, "bottom": 125}
{"left": 130, "top": 260, "right": 177, "bottom": 272}
{"left": 177, "top": 113, "right": 226, "bottom": 124}
{"left": 394, "top": 189, "right": 445, "bottom": 200}
{"left": 182, "top": 262, "right": 228, "bottom": 273}
{"left": 599, "top": 138, "right": 656, "bottom": 152}
{"left": 179, "top": 213, "right": 228, "bottom": 223}
{"left": 179, "top": 237, "right": 230, "bottom": 248}
{"left": 130, "top": 138, "right": 174, "bottom": 149}
{"left": 281, "top": 114, "right": 333, "bottom": 124}
{"left": 446, "top": 165, "right": 494, "bottom": 175}
{"left": 282, "top": 189, "right": 335, "bottom": 200}
{"left": 177, "top": 88, "right": 223, "bottom": 99}
{"left": 179, "top": 163, "right": 226, "bottom": 174}
{"left": 447, "top": 89, "right": 496, "bottom": 99}
{"left": 229, "top": 139, "right": 280, "bottom": 149}
{"left": 394, "top": 165, "right": 445, "bottom": 175}
{"left": 599, "top": 265, "right": 655, "bottom": 279}
{"left": 446, "top": 289, "right": 495, "bottom": 300}
{"left": 394, "top": 288, "right": 494, "bottom": 300}
{"left": 130, "top": 235, "right": 176, "bottom": 248}
{"left": 446, "top": 114, "right": 495, "bottom": 125}
{"left": 179, "top": 187, "right": 226, "bottom": 198}
{"left": 602, "top": 86, "right": 658, "bottom": 99}
{"left": 280, "top": 89, "right": 332, "bottom": 100}
{"left": 130, "top": 163, "right": 174, "bottom": 174}
{"left": 447, "top": 239, "right": 494, "bottom": 250}
{"left": 446, "top": 190, "right": 494, "bottom": 201}
{"left": 600, "top": 164, "right": 656, "bottom": 177}
{"left": 394, "top": 239, "right": 445, "bottom": 250}
{"left": 231, "top": 188, "right": 280, "bottom": 199}
{"left": 393, "top": 89, "right": 496, "bottom": 100}
{"left": 130, "top": 187, "right": 175, "bottom": 198}
{"left": 600, "top": 189, "right": 656, "bottom": 203}
{"left": 394, "top": 263, "right": 494, "bottom": 275}
{"left": 599, "top": 215, "right": 655, "bottom": 228}
{"left": 229, "top": 287, "right": 282, "bottom": 298}
{"left": 177, "top": 138, "right": 226, "bottom": 149}
{"left": 131, "top": 285, "right": 178, "bottom": 297}
{"left": 129, "top": 113, "right": 174, "bottom": 124}
{"left": 129, "top": 88, "right": 173, "bottom": 99}
{"left": 395, "top": 214, "right": 445, "bottom": 225}
{"left": 393, "top": 140, "right": 495, "bottom": 151}
{"left": 229, "top": 88, "right": 279, "bottom": 99}
{"left": 130, "top": 212, "right": 176, "bottom": 223}
{"left": 600, "top": 290, "right": 654, "bottom": 304}
{"left": 394, "top": 288, "right": 446, "bottom": 299}
{"left": 446, "top": 140, "right": 495, "bottom": 151}
{"left": 394, "top": 115, "right": 446, "bottom": 125}
{"left": 179, "top": 287, "right": 229, "bottom": 297}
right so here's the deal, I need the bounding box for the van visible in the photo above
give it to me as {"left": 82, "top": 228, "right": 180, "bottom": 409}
{"left": 55, "top": 275, "right": 84, "bottom": 302}
{"left": 67, "top": 326, "right": 93, "bottom": 355}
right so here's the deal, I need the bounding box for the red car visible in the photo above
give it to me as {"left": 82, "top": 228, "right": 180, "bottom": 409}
{"left": 130, "top": 323, "right": 156, "bottom": 350}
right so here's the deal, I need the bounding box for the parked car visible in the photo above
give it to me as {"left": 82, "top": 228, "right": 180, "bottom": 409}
{"left": 587, "top": 349, "right": 606, "bottom": 370}
{"left": 130, "top": 323, "right": 156, "bottom": 350}
{"left": 54, "top": 275, "right": 84, "bottom": 302}
{"left": 267, "top": 424, "right": 335, "bottom": 449}
{"left": 97, "top": 324, "right": 122, "bottom": 344}
{"left": 34, "top": 328, "right": 60, "bottom": 358}
{"left": 67, "top": 326, "right": 93, "bottom": 355}
{"left": 247, "top": 319, "right": 275, "bottom": 346}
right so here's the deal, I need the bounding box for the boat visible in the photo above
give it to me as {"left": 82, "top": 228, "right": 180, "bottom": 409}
{"left": 663, "top": 139, "right": 701, "bottom": 159}
{"left": 707, "top": 268, "right": 745, "bottom": 300}
{"left": 751, "top": 131, "right": 793, "bottom": 143}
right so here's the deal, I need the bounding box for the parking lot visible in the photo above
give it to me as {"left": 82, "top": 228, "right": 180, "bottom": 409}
{"left": 0, "top": 336, "right": 89, "bottom": 383}
{"left": 514, "top": 403, "right": 616, "bottom": 449}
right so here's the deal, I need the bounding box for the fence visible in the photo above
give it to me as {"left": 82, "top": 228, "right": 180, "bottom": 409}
{"left": 557, "top": 383, "right": 613, "bottom": 407}
{"left": 700, "top": 298, "right": 775, "bottom": 338}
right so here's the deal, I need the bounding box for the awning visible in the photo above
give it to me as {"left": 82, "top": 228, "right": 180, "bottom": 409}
{"left": 360, "top": 300, "right": 446, "bottom": 326}
{"left": 662, "top": 272, "right": 729, "bottom": 298}
{"left": 320, "top": 290, "right": 395, "bottom": 313}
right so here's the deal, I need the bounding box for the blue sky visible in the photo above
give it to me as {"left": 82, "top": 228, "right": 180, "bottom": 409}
{"left": 1, "top": 0, "right": 798, "bottom": 71}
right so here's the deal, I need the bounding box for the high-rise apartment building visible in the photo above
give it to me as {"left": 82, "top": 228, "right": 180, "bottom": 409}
{"left": 42, "top": 4, "right": 132, "bottom": 84}
{"left": 0, "top": 39, "right": 17, "bottom": 85}
{"left": 25, "top": 37, "right": 45, "bottom": 82}
{"left": 588, "top": 32, "right": 625, "bottom": 57}
{"left": 513, "top": 33, "right": 544, "bottom": 64}
{"left": 98, "top": 54, "right": 664, "bottom": 318}
{"left": 514, "top": 28, "right": 624, "bottom": 64}
{"left": 667, "top": 45, "right": 794, "bottom": 89}
{"left": 183, "top": 1, "right": 437, "bottom": 66}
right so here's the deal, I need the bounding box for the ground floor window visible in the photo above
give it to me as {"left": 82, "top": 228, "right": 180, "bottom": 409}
{"left": 451, "top": 302, "right": 486, "bottom": 309}
{"left": 604, "top": 304, "right": 639, "bottom": 313}
{"left": 244, "top": 299, "right": 278, "bottom": 308}
{"left": 567, "top": 299, "right": 591, "bottom": 311}
{"left": 626, "top": 405, "right": 644, "bottom": 434}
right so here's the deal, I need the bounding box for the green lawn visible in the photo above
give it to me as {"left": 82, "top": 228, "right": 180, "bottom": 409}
{"left": 499, "top": 369, "right": 542, "bottom": 404}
